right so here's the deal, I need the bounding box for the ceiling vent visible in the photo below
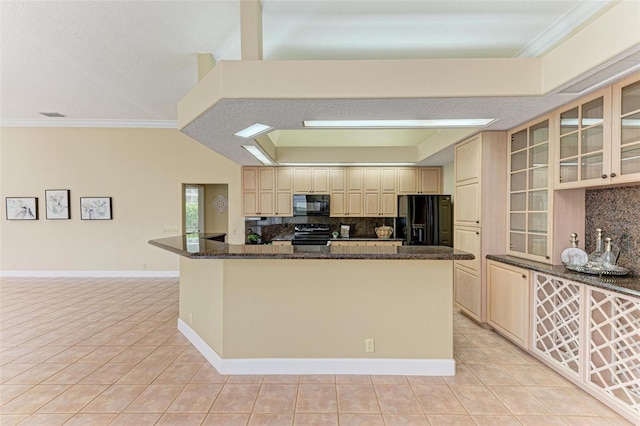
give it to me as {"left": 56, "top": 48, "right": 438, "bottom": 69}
{"left": 39, "top": 112, "right": 66, "bottom": 117}
{"left": 559, "top": 50, "right": 640, "bottom": 95}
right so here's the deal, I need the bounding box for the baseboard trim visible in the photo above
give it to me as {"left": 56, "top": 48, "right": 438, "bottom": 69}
{"left": 0, "top": 270, "right": 179, "bottom": 278}
{"left": 177, "top": 319, "right": 455, "bottom": 376}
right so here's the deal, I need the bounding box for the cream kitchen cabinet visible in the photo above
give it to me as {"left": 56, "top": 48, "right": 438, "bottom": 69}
{"left": 555, "top": 87, "right": 612, "bottom": 189}
{"left": 397, "top": 167, "right": 442, "bottom": 194}
{"left": 453, "top": 132, "right": 507, "bottom": 323}
{"left": 274, "top": 167, "right": 293, "bottom": 217}
{"left": 508, "top": 115, "right": 585, "bottom": 264}
{"left": 555, "top": 74, "right": 640, "bottom": 188}
{"left": 330, "top": 168, "right": 364, "bottom": 217}
{"left": 293, "top": 167, "right": 330, "bottom": 194}
{"left": 611, "top": 72, "right": 640, "bottom": 184}
{"left": 486, "top": 260, "right": 530, "bottom": 349}
{"left": 242, "top": 167, "right": 275, "bottom": 216}
{"left": 363, "top": 168, "right": 397, "bottom": 216}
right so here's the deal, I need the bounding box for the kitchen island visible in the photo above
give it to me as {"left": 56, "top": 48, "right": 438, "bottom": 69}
{"left": 150, "top": 235, "right": 473, "bottom": 376}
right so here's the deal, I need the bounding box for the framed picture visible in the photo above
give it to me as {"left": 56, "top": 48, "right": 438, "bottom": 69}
{"left": 80, "top": 197, "right": 112, "bottom": 220}
{"left": 6, "top": 197, "right": 38, "bottom": 220}
{"left": 45, "top": 189, "right": 70, "bottom": 219}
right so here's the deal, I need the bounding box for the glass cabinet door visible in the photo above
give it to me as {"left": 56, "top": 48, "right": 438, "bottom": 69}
{"left": 508, "top": 117, "right": 551, "bottom": 262}
{"left": 555, "top": 88, "right": 611, "bottom": 188}
{"left": 612, "top": 73, "right": 640, "bottom": 183}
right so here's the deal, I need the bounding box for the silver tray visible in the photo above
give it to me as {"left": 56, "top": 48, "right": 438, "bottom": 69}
{"left": 564, "top": 264, "right": 629, "bottom": 276}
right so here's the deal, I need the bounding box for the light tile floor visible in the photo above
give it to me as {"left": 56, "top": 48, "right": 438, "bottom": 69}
{"left": 0, "top": 277, "right": 634, "bottom": 425}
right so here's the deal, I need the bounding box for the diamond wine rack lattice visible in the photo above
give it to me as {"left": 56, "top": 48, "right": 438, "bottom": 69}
{"left": 588, "top": 288, "right": 640, "bottom": 414}
{"left": 533, "top": 273, "right": 582, "bottom": 377}
{"left": 531, "top": 272, "right": 640, "bottom": 420}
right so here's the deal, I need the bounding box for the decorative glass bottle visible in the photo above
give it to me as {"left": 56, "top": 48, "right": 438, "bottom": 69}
{"left": 588, "top": 228, "right": 604, "bottom": 266}
{"left": 602, "top": 237, "right": 617, "bottom": 269}
{"left": 561, "top": 233, "right": 588, "bottom": 267}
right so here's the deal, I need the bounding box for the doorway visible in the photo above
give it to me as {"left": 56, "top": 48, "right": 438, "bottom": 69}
{"left": 182, "top": 183, "right": 229, "bottom": 240}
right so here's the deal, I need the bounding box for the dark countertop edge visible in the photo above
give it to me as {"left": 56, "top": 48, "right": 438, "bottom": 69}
{"left": 148, "top": 237, "right": 473, "bottom": 261}
{"left": 487, "top": 254, "right": 640, "bottom": 298}
{"left": 270, "top": 235, "right": 404, "bottom": 242}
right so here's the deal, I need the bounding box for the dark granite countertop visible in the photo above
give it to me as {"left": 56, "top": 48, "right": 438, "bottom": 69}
{"left": 149, "top": 234, "right": 473, "bottom": 260}
{"left": 487, "top": 255, "right": 640, "bottom": 298}
{"left": 270, "top": 234, "right": 403, "bottom": 242}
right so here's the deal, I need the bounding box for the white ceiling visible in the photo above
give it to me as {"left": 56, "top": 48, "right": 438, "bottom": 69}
{"left": 1, "top": 0, "right": 636, "bottom": 165}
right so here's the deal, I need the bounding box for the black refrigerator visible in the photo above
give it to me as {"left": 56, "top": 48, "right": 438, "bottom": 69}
{"left": 396, "top": 195, "right": 453, "bottom": 246}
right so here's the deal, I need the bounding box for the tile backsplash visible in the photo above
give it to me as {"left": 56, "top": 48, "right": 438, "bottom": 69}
{"left": 585, "top": 185, "right": 640, "bottom": 275}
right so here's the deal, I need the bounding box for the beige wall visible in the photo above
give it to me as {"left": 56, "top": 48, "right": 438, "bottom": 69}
{"left": 180, "top": 257, "right": 453, "bottom": 360}
{"left": 204, "top": 184, "right": 229, "bottom": 236}
{"left": 0, "top": 127, "right": 243, "bottom": 273}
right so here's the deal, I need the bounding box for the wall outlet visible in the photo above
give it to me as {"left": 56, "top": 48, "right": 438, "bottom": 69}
{"left": 365, "top": 338, "right": 375, "bottom": 353}
{"left": 189, "top": 312, "right": 193, "bottom": 325}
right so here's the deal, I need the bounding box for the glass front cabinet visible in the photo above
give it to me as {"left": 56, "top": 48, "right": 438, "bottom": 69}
{"left": 508, "top": 116, "right": 553, "bottom": 262}
{"left": 611, "top": 73, "right": 640, "bottom": 184}
{"left": 554, "top": 73, "right": 640, "bottom": 188}
{"left": 555, "top": 87, "right": 611, "bottom": 189}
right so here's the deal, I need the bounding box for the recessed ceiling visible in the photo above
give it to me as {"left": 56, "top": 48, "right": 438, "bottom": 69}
{"left": 2, "top": 0, "right": 637, "bottom": 166}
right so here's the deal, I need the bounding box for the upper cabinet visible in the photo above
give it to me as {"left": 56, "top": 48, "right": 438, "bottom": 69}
{"left": 363, "top": 168, "right": 397, "bottom": 217}
{"left": 397, "top": 167, "right": 442, "bottom": 194}
{"left": 330, "top": 168, "right": 364, "bottom": 217}
{"left": 555, "top": 74, "right": 640, "bottom": 188}
{"left": 242, "top": 167, "right": 275, "bottom": 216}
{"left": 293, "top": 167, "right": 330, "bottom": 194}
{"left": 611, "top": 73, "right": 640, "bottom": 184}
{"left": 508, "top": 116, "right": 553, "bottom": 261}
{"left": 275, "top": 167, "right": 294, "bottom": 217}
{"left": 555, "top": 87, "right": 611, "bottom": 189}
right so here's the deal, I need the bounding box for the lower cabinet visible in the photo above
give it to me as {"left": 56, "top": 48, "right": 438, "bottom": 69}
{"left": 486, "top": 260, "right": 529, "bottom": 348}
{"left": 531, "top": 271, "right": 640, "bottom": 422}
{"left": 271, "top": 241, "right": 292, "bottom": 246}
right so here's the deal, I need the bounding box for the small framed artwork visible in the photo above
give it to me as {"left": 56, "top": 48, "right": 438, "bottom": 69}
{"left": 45, "top": 189, "right": 70, "bottom": 219}
{"left": 6, "top": 197, "right": 38, "bottom": 220}
{"left": 80, "top": 197, "right": 112, "bottom": 220}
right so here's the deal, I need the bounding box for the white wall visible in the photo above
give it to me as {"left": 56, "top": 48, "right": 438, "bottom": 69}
{"left": 0, "top": 127, "right": 243, "bottom": 275}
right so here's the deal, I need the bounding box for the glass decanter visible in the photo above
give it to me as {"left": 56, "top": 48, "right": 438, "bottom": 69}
{"left": 561, "top": 233, "right": 588, "bottom": 267}
{"left": 588, "top": 228, "right": 604, "bottom": 267}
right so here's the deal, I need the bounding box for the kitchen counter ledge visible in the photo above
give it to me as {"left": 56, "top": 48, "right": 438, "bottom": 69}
{"left": 149, "top": 234, "right": 473, "bottom": 260}
{"left": 487, "top": 255, "right": 640, "bottom": 298}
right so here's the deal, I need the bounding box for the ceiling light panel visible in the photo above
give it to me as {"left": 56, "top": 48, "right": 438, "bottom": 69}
{"left": 242, "top": 145, "right": 274, "bottom": 165}
{"left": 303, "top": 119, "right": 495, "bottom": 128}
{"left": 234, "top": 123, "right": 273, "bottom": 138}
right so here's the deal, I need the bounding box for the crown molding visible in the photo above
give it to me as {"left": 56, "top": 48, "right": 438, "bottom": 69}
{"left": 0, "top": 119, "right": 178, "bottom": 128}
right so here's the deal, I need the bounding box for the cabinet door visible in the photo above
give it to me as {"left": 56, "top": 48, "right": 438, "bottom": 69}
{"left": 380, "top": 192, "right": 397, "bottom": 217}
{"left": 275, "top": 192, "right": 292, "bottom": 216}
{"left": 312, "top": 168, "right": 330, "bottom": 193}
{"left": 275, "top": 168, "right": 293, "bottom": 216}
{"left": 364, "top": 168, "right": 380, "bottom": 192}
{"left": 242, "top": 167, "right": 258, "bottom": 192}
{"left": 276, "top": 168, "right": 293, "bottom": 192}
{"left": 487, "top": 261, "right": 530, "bottom": 348}
{"left": 397, "top": 168, "right": 418, "bottom": 194}
{"left": 363, "top": 192, "right": 380, "bottom": 216}
{"left": 454, "top": 182, "right": 480, "bottom": 226}
{"left": 330, "top": 192, "right": 346, "bottom": 217}
{"left": 380, "top": 168, "right": 397, "bottom": 193}
{"left": 347, "top": 168, "right": 364, "bottom": 191}
{"left": 243, "top": 192, "right": 258, "bottom": 216}
{"left": 611, "top": 73, "right": 640, "bottom": 184}
{"left": 508, "top": 117, "right": 552, "bottom": 263}
{"left": 454, "top": 266, "right": 480, "bottom": 320}
{"left": 419, "top": 168, "right": 441, "bottom": 194}
{"left": 347, "top": 192, "right": 363, "bottom": 216}
{"left": 455, "top": 136, "right": 481, "bottom": 184}
{"left": 258, "top": 168, "right": 275, "bottom": 192}
{"left": 330, "top": 168, "right": 346, "bottom": 192}
{"left": 293, "top": 168, "right": 312, "bottom": 193}
{"left": 258, "top": 191, "right": 274, "bottom": 216}
{"left": 454, "top": 227, "right": 480, "bottom": 273}
{"left": 555, "top": 87, "right": 612, "bottom": 189}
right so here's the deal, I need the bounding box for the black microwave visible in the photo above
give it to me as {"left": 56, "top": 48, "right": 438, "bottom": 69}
{"left": 293, "top": 194, "right": 330, "bottom": 216}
